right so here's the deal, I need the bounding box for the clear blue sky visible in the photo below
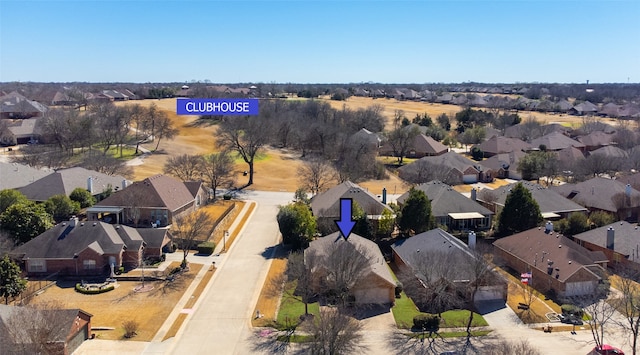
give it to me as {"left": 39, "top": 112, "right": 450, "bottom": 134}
{"left": 1, "top": 0, "right": 638, "bottom": 84}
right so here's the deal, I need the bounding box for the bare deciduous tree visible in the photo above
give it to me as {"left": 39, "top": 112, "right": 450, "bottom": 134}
{"left": 570, "top": 290, "right": 617, "bottom": 350}
{"left": 171, "top": 210, "right": 214, "bottom": 268}
{"left": 385, "top": 125, "right": 420, "bottom": 165}
{"left": 305, "top": 307, "right": 365, "bottom": 355}
{"left": 298, "top": 158, "right": 337, "bottom": 196}
{"left": 163, "top": 154, "right": 204, "bottom": 181}
{"left": 201, "top": 151, "right": 235, "bottom": 200}
{"left": 612, "top": 272, "right": 640, "bottom": 355}
{"left": 217, "top": 114, "right": 271, "bottom": 187}
{"left": 152, "top": 110, "right": 178, "bottom": 151}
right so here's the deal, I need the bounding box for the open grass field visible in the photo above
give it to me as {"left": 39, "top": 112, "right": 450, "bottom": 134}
{"left": 318, "top": 96, "right": 619, "bottom": 129}
{"left": 28, "top": 263, "right": 203, "bottom": 341}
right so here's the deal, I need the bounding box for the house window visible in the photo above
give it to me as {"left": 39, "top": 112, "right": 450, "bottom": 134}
{"left": 83, "top": 260, "right": 96, "bottom": 270}
{"left": 196, "top": 195, "right": 201, "bottom": 206}
{"left": 28, "top": 259, "right": 46, "bottom": 272}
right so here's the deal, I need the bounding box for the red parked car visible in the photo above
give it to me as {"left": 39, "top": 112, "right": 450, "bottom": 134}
{"left": 589, "top": 345, "right": 625, "bottom": 355}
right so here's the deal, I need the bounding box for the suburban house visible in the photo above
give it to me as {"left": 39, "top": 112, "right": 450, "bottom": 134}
{"left": 493, "top": 225, "right": 608, "bottom": 297}
{"left": 570, "top": 101, "right": 599, "bottom": 116}
{"left": 529, "top": 131, "right": 586, "bottom": 152}
{"left": 396, "top": 181, "right": 493, "bottom": 231}
{"left": 0, "top": 304, "right": 92, "bottom": 355}
{"left": 478, "top": 150, "right": 526, "bottom": 180}
{"left": 310, "top": 181, "right": 393, "bottom": 233}
{"left": 577, "top": 131, "right": 616, "bottom": 151}
{"left": 391, "top": 228, "right": 507, "bottom": 303}
{"left": 87, "top": 174, "right": 208, "bottom": 227}
{"left": 472, "top": 136, "right": 532, "bottom": 158}
{"left": 379, "top": 130, "right": 448, "bottom": 158}
{"left": 0, "top": 91, "right": 48, "bottom": 119}
{"left": 555, "top": 146, "right": 585, "bottom": 168}
{"left": 572, "top": 221, "right": 640, "bottom": 272}
{"left": 18, "top": 167, "right": 129, "bottom": 202}
{"left": 1, "top": 117, "right": 40, "bottom": 145}
{"left": 551, "top": 177, "right": 640, "bottom": 222}
{"left": 351, "top": 128, "right": 381, "bottom": 150}
{"left": 0, "top": 162, "right": 52, "bottom": 190}
{"left": 397, "top": 151, "right": 488, "bottom": 184}
{"left": 478, "top": 181, "right": 588, "bottom": 220}
{"left": 504, "top": 122, "right": 569, "bottom": 142}
{"left": 10, "top": 217, "right": 171, "bottom": 276}
{"left": 51, "top": 91, "right": 79, "bottom": 106}
{"left": 306, "top": 232, "right": 396, "bottom": 305}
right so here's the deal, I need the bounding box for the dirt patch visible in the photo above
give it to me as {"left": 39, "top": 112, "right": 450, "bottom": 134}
{"left": 28, "top": 263, "right": 203, "bottom": 341}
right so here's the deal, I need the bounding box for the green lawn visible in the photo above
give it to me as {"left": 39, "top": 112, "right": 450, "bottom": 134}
{"left": 276, "top": 281, "right": 319, "bottom": 329}
{"left": 440, "top": 310, "right": 488, "bottom": 328}
{"left": 391, "top": 292, "right": 421, "bottom": 329}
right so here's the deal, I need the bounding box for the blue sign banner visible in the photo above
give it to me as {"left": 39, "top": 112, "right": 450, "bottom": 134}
{"left": 177, "top": 98, "right": 259, "bottom": 115}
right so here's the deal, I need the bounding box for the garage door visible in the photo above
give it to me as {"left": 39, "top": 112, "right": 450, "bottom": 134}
{"left": 354, "top": 288, "right": 391, "bottom": 304}
{"left": 565, "top": 281, "right": 595, "bottom": 297}
{"left": 474, "top": 286, "right": 505, "bottom": 302}
{"left": 68, "top": 324, "right": 88, "bottom": 354}
{"left": 463, "top": 175, "right": 478, "bottom": 184}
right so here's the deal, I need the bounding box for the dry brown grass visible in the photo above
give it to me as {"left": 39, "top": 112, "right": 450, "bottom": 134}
{"left": 220, "top": 202, "right": 255, "bottom": 252}
{"left": 318, "top": 96, "right": 617, "bottom": 128}
{"left": 209, "top": 201, "right": 246, "bottom": 247}
{"left": 162, "top": 265, "right": 216, "bottom": 341}
{"left": 251, "top": 247, "right": 289, "bottom": 327}
{"left": 29, "top": 263, "right": 202, "bottom": 341}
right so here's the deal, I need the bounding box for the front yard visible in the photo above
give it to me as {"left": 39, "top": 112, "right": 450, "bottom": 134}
{"left": 28, "top": 262, "right": 202, "bottom": 341}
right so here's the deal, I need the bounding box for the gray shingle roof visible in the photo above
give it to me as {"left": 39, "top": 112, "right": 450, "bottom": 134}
{"left": 396, "top": 181, "right": 493, "bottom": 219}
{"left": 486, "top": 181, "right": 588, "bottom": 215}
{"left": 479, "top": 150, "right": 526, "bottom": 172}
{"left": 392, "top": 228, "right": 474, "bottom": 265}
{"left": 12, "top": 221, "right": 127, "bottom": 259}
{"left": 18, "top": 167, "right": 129, "bottom": 201}
{"left": 551, "top": 177, "right": 640, "bottom": 213}
{"left": 398, "top": 152, "right": 480, "bottom": 178}
{"left": 573, "top": 221, "right": 640, "bottom": 262}
{"left": 0, "top": 162, "right": 52, "bottom": 190}
{"left": 310, "top": 181, "right": 392, "bottom": 218}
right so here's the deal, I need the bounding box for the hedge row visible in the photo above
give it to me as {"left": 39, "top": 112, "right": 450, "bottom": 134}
{"left": 75, "top": 283, "right": 115, "bottom": 294}
{"left": 198, "top": 242, "right": 215, "bottom": 255}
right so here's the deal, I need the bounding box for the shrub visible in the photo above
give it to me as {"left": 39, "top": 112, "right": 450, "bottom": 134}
{"left": 160, "top": 253, "right": 166, "bottom": 262}
{"left": 223, "top": 194, "right": 232, "bottom": 201}
{"left": 197, "top": 241, "right": 215, "bottom": 255}
{"left": 122, "top": 320, "right": 139, "bottom": 338}
{"left": 470, "top": 146, "right": 484, "bottom": 161}
{"left": 395, "top": 282, "right": 403, "bottom": 298}
{"left": 75, "top": 283, "right": 115, "bottom": 294}
{"left": 561, "top": 304, "right": 583, "bottom": 316}
{"left": 413, "top": 313, "right": 440, "bottom": 332}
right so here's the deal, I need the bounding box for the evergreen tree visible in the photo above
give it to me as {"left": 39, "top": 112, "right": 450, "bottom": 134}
{"left": 0, "top": 203, "right": 54, "bottom": 245}
{"left": 497, "top": 183, "right": 542, "bottom": 237}
{"left": 399, "top": 188, "right": 435, "bottom": 235}
{"left": 0, "top": 255, "right": 27, "bottom": 304}
{"left": 277, "top": 203, "right": 317, "bottom": 250}
{"left": 69, "top": 187, "right": 96, "bottom": 208}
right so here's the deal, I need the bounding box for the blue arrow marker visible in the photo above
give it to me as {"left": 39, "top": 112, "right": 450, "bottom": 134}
{"left": 335, "top": 198, "right": 356, "bottom": 240}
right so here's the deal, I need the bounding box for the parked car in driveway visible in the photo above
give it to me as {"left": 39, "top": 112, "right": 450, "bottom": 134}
{"left": 589, "top": 344, "right": 625, "bottom": 355}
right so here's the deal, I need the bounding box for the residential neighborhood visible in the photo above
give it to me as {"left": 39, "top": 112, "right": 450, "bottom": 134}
{"left": 0, "top": 1, "right": 638, "bottom": 353}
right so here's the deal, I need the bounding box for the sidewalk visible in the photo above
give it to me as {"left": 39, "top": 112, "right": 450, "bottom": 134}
{"left": 147, "top": 201, "right": 256, "bottom": 348}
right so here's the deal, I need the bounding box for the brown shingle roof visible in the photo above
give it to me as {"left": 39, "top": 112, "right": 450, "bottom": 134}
{"left": 551, "top": 177, "right": 640, "bottom": 213}
{"left": 310, "top": 181, "right": 391, "bottom": 218}
{"left": 95, "top": 174, "right": 194, "bottom": 212}
{"left": 493, "top": 227, "right": 606, "bottom": 283}
{"left": 474, "top": 136, "right": 532, "bottom": 155}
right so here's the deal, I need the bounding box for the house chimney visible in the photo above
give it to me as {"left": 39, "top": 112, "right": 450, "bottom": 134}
{"left": 69, "top": 216, "right": 78, "bottom": 227}
{"left": 87, "top": 177, "right": 93, "bottom": 194}
{"left": 382, "top": 187, "right": 387, "bottom": 204}
{"left": 468, "top": 231, "right": 477, "bottom": 249}
{"left": 545, "top": 221, "right": 553, "bottom": 233}
{"left": 122, "top": 179, "right": 128, "bottom": 190}
{"left": 607, "top": 227, "right": 615, "bottom": 250}
{"left": 626, "top": 184, "right": 632, "bottom": 197}
{"left": 471, "top": 188, "right": 477, "bottom": 201}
